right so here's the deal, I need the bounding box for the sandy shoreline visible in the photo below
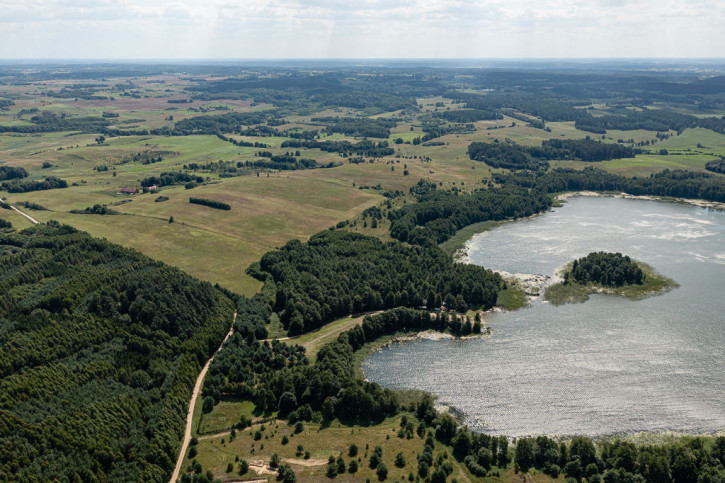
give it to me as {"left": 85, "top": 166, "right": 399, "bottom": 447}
{"left": 557, "top": 190, "right": 725, "bottom": 211}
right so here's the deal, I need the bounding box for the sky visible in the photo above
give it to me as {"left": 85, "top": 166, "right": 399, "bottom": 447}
{"left": 1, "top": 0, "right": 724, "bottom": 59}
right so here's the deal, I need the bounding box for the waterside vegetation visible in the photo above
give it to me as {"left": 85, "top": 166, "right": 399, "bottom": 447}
{"left": 544, "top": 252, "right": 678, "bottom": 305}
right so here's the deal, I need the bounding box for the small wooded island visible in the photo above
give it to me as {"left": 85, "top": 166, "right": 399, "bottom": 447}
{"left": 544, "top": 251, "right": 677, "bottom": 305}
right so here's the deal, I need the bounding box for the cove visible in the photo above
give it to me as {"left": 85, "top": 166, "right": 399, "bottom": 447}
{"left": 363, "top": 196, "right": 725, "bottom": 436}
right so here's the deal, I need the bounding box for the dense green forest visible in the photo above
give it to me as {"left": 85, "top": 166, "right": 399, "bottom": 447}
{"left": 567, "top": 252, "right": 645, "bottom": 287}
{"left": 204, "top": 307, "right": 477, "bottom": 423}
{"left": 495, "top": 167, "right": 725, "bottom": 203}
{"left": 0, "top": 223, "right": 235, "bottom": 482}
{"left": 467, "top": 138, "right": 639, "bottom": 170}
{"left": 256, "top": 230, "right": 501, "bottom": 335}
{"left": 574, "top": 109, "right": 725, "bottom": 134}
{"left": 0, "top": 111, "right": 111, "bottom": 134}
{"left": 389, "top": 180, "right": 552, "bottom": 245}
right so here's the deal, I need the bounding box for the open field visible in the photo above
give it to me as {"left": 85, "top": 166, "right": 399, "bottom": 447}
{"left": 285, "top": 314, "right": 370, "bottom": 361}
{"left": 4, "top": 71, "right": 723, "bottom": 299}
{"left": 181, "top": 414, "right": 480, "bottom": 483}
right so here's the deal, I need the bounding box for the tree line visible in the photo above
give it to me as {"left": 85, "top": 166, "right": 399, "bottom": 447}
{"left": 0, "top": 166, "right": 28, "bottom": 181}
{"left": 311, "top": 116, "right": 398, "bottom": 138}
{"left": 280, "top": 139, "right": 395, "bottom": 158}
{"left": 189, "top": 197, "right": 231, "bottom": 210}
{"left": 495, "top": 167, "right": 725, "bottom": 203}
{"left": 1, "top": 176, "right": 68, "bottom": 193}
{"left": 575, "top": 108, "right": 725, "bottom": 135}
{"left": 141, "top": 171, "right": 198, "bottom": 188}
{"left": 706, "top": 159, "right": 725, "bottom": 174}
{"left": 467, "top": 138, "right": 639, "bottom": 170}
{"left": 434, "top": 108, "right": 503, "bottom": 123}
{"left": 389, "top": 180, "right": 552, "bottom": 245}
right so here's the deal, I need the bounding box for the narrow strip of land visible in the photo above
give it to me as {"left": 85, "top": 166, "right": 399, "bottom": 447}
{"left": 10, "top": 206, "right": 39, "bottom": 224}
{"left": 169, "top": 311, "right": 237, "bottom": 483}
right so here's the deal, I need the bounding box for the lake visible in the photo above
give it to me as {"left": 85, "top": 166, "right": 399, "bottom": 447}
{"left": 363, "top": 196, "right": 725, "bottom": 436}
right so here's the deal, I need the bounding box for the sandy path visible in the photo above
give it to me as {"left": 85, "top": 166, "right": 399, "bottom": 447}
{"left": 282, "top": 458, "right": 328, "bottom": 467}
{"left": 10, "top": 206, "right": 39, "bottom": 224}
{"left": 169, "top": 312, "right": 237, "bottom": 483}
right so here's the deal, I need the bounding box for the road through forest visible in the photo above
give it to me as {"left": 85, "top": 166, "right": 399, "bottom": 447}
{"left": 169, "top": 311, "right": 237, "bottom": 483}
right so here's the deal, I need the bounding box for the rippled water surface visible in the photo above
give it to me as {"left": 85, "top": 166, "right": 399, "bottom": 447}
{"left": 363, "top": 197, "right": 725, "bottom": 436}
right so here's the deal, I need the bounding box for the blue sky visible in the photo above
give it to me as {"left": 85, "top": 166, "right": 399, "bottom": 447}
{"left": 1, "top": 0, "right": 724, "bottom": 59}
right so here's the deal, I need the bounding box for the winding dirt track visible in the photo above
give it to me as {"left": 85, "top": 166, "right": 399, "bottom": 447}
{"left": 169, "top": 312, "right": 237, "bottom": 483}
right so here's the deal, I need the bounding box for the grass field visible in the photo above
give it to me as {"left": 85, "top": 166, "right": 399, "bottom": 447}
{"left": 181, "top": 414, "right": 484, "bottom": 483}
{"left": 4, "top": 78, "right": 719, "bottom": 299}
{"left": 198, "top": 400, "right": 257, "bottom": 435}
{"left": 286, "top": 313, "right": 370, "bottom": 361}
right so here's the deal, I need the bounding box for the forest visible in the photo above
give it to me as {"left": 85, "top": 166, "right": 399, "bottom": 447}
{"left": 0, "top": 222, "right": 235, "bottom": 482}
{"left": 389, "top": 180, "right": 553, "bottom": 245}
{"left": 0, "top": 110, "right": 111, "bottom": 134}
{"left": 566, "top": 252, "right": 645, "bottom": 287}
{"left": 467, "top": 138, "right": 639, "bottom": 170}
{"left": 256, "top": 230, "right": 502, "bottom": 335}
{"left": 495, "top": 167, "right": 725, "bottom": 203}
{"left": 574, "top": 109, "right": 725, "bottom": 135}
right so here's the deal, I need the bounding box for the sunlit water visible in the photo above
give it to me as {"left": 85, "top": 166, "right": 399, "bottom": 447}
{"left": 363, "top": 197, "right": 725, "bottom": 436}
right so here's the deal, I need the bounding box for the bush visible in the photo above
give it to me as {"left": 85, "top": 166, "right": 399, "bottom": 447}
{"left": 189, "top": 197, "right": 231, "bottom": 210}
{"left": 369, "top": 452, "right": 381, "bottom": 469}
{"left": 202, "top": 395, "right": 215, "bottom": 413}
{"left": 376, "top": 463, "right": 388, "bottom": 481}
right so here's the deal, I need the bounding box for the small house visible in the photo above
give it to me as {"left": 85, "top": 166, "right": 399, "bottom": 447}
{"left": 120, "top": 187, "right": 139, "bottom": 195}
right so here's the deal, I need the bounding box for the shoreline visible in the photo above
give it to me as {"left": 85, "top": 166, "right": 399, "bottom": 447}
{"left": 557, "top": 190, "right": 725, "bottom": 211}
{"left": 454, "top": 190, "right": 725, "bottom": 265}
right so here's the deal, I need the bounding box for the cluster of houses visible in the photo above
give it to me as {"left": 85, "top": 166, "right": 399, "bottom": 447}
{"left": 118, "top": 185, "right": 158, "bottom": 195}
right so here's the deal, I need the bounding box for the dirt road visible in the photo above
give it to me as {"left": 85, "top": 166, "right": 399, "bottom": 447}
{"left": 10, "top": 206, "right": 39, "bottom": 224}
{"left": 169, "top": 312, "right": 237, "bottom": 483}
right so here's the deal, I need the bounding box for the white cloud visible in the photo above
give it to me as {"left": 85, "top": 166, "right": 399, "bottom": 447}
{"left": 0, "top": 0, "right": 723, "bottom": 58}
